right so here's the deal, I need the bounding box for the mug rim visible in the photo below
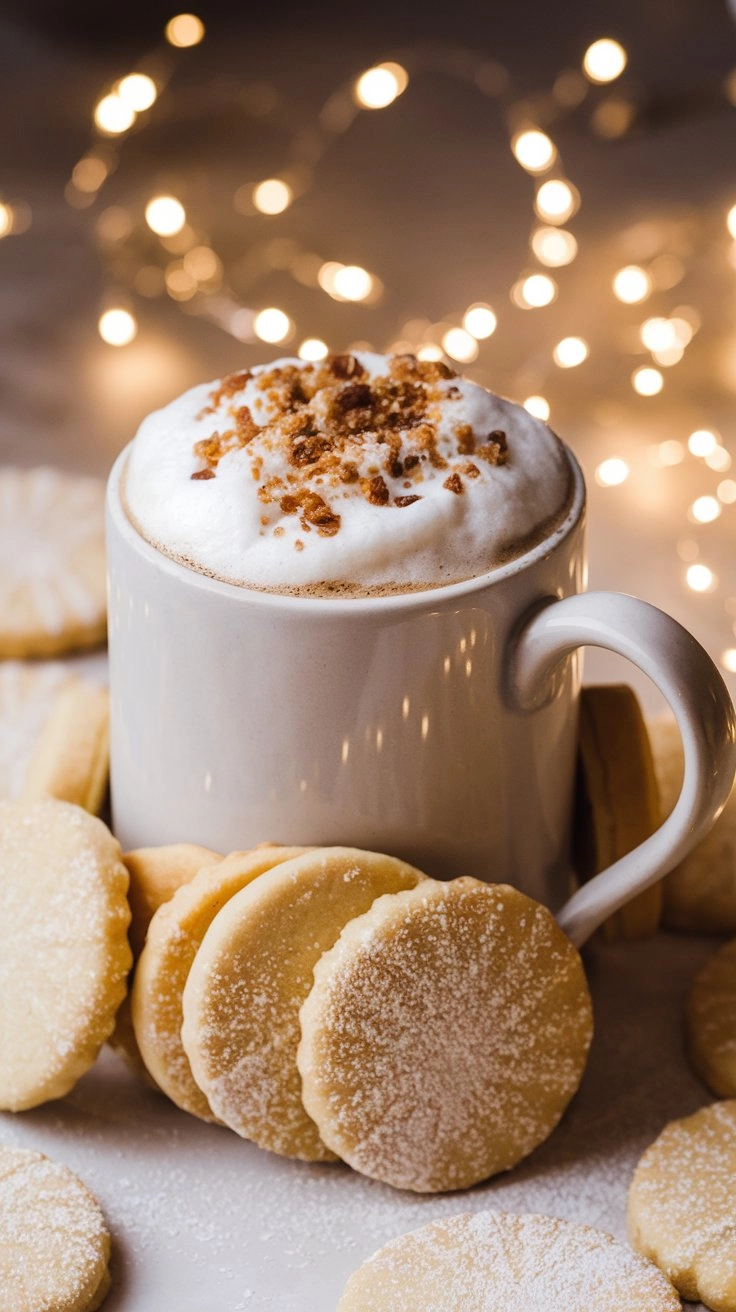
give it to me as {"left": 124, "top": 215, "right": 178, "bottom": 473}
{"left": 107, "top": 442, "right": 587, "bottom": 614}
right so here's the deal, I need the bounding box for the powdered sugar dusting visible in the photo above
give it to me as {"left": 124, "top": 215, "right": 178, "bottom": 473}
{"left": 0, "top": 1143, "right": 110, "bottom": 1311}
{"left": 0, "top": 661, "right": 70, "bottom": 799}
{"left": 338, "top": 1210, "right": 680, "bottom": 1310}
{"left": 299, "top": 879, "right": 593, "bottom": 1192}
{"left": 687, "top": 938, "right": 736, "bottom": 1097}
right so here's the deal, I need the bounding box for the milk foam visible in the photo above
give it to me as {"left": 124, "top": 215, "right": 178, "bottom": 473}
{"left": 123, "top": 353, "right": 572, "bottom": 593}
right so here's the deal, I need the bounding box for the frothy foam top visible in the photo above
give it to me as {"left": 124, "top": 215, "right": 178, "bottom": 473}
{"left": 123, "top": 353, "right": 572, "bottom": 592}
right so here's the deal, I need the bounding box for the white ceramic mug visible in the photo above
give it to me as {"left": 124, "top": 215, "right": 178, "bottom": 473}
{"left": 106, "top": 443, "right": 736, "bottom": 945}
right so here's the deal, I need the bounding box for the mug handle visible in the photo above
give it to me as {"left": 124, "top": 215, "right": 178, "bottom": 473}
{"left": 510, "top": 591, "right": 736, "bottom": 947}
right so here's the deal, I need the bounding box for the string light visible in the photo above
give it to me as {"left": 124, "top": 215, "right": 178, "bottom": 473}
{"left": 690, "top": 496, "right": 721, "bottom": 524}
{"left": 513, "top": 273, "right": 557, "bottom": 308}
{"left": 145, "top": 195, "right": 186, "bottom": 236}
{"left": 686, "top": 564, "right": 716, "bottom": 592}
{"left": 553, "top": 336, "right": 589, "bottom": 367}
{"left": 353, "top": 63, "right": 408, "bottom": 109}
{"left": 298, "top": 337, "right": 329, "bottom": 361}
{"left": 254, "top": 307, "right": 292, "bottom": 343}
{"left": 718, "top": 479, "right": 736, "bottom": 504}
{"left": 613, "top": 265, "right": 651, "bottom": 303}
{"left": 332, "top": 265, "right": 373, "bottom": 301}
{"left": 523, "top": 395, "right": 550, "bottom": 420}
{"left": 512, "top": 130, "right": 556, "bottom": 173}
{"left": 688, "top": 429, "right": 719, "bottom": 457}
{"left": 98, "top": 308, "right": 137, "bottom": 346}
{"left": 706, "top": 446, "right": 732, "bottom": 472}
{"left": 722, "top": 649, "right": 736, "bottom": 674}
{"left": 595, "top": 458, "right": 630, "bottom": 486}
{"left": 534, "top": 180, "right": 579, "bottom": 223}
{"left": 117, "top": 73, "right": 158, "bottom": 111}
{"left": 632, "top": 366, "right": 663, "bottom": 396}
{"left": 531, "top": 227, "right": 577, "bottom": 266}
{"left": 640, "top": 317, "right": 678, "bottom": 353}
{"left": 441, "top": 327, "right": 479, "bottom": 363}
{"left": 416, "top": 344, "right": 444, "bottom": 362}
{"left": 165, "top": 13, "right": 205, "bottom": 47}
{"left": 94, "top": 95, "right": 136, "bottom": 135}
{"left": 253, "top": 179, "right": 293, "bottom": 215}
{"left": 462, "top": 304, "right": 497, "bottom": 338}
{"left": 582, "top": 39, "right": 628, "bottom": 84}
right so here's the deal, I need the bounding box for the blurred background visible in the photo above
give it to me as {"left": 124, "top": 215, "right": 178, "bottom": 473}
{"left": 1, "top": 0, "right": 735, "bottom": 701}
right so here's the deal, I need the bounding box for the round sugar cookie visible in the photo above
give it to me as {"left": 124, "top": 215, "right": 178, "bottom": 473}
{"left": 575, "top": 685, "right": 662, "bottom": 940}
{"left": 337, "top": 1211, "right": 681, "bottom": 1311}
{"left": 649, "top": 713, "right": 736, "bottom": 933}
{"left": 0, "top": 467, "right": 107, "bottom": 658}
{"left": 21, "top": 680, "right": 110, "bottom": 816}
{"left": 109, "top": 843, "right": 222, "bottom": 1077}
{"left": 628, "top": 1100, "right": 736, "bottom": 1309}
{"left": 131, "top": 846, "right": 305, "bottom": 1120}
{"left": 686, "top": 938, "right": 736, "bottom": 1098}
{"left": 298, "top": 878, "right": 593, "bottom": 1192}
{"left": 0, "top": 1145, "right": 111, "bottom": 1312}
{"left": 181, "top": 847, "right": 427, "bottom": 1161}
{"left": 0, "top": 661, "right": 71, "bottom": 800}
{"left": 0, "top": 800, "right": 131, "bottom": 1111}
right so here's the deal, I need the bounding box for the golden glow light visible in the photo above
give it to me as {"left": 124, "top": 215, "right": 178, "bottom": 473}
{"left": 688, "top": 429, "right": 719, "bottom": 457}
{"left": 354, "top": 63, "right": 408, "bottom": 109}
{"left": 94, "top": 94, "right": 135, "bottom": 135}
{"left": 117, "top": 73, "right": 157, "bottom": 111}
{"left": 441, "top": 327, "right": 479, "bottom": 363}
{"left": 72, "top": 156, "right": 108, "bottom": 193}
{"left": 595, "top": 457, "right": 629, "bottom": 486}
{"left": 613, "top": 265, "right": 651, "bottom": 303}
{"left": 165, "top": 13, "right": 205, "bottom": 46}
{"left": 145, "top": 195, "right": 186, "bottom": 236}
{"left": 416, "top": 344, "right": 444, "bottom": 362}
{"left": 686, "top": 563, "right": 715, "bottom": 592}
{"left": 706, "top": 446, "right": 732, "bottom": 472}
{"left": 254, "top": 307, "right": 292, "bottom": 344}
{"left": 165, "top": 264, "right": 197, "bottom": 300}
{"left": 298, "top": 337, "right": 329, "bottom": 361}
{"left": 690, "top": 496, "right": 721, "bottom": 524}
{"left": 727, "top": 204, "right": 736, "bottom": 240}
{"left": 462, "top": 304, "right": 497, "bottom": 339}
{"left": 722, "top": 649, "right": 736, "bottom": 674}
{"left": 717, "top": 479, "right": 736, "bottom": 504}
{"left": 583, "top": 38, "right": 628, "bottom": 84}
{"left": 512, "top": 129, "right": 556, "bottom": 173}
{"left": 523, "top": 395, "right": 550, "bottom": 421}
{"left": 535, "top": 179, "right": 578, "bottom": 224}
{"left": 632, "top": 366, "right": 663, "bottom": 396}
{"left": 640, "top": 317, "right": 678, "bottom": 352}
{"left": 253, "top": 178, "right": 293, "bottom": 215}
{"left": 553, "top": 336, "right": 589, "bottom": 368}
{"left": 183, "top": 246, "right": 221, "bottom": 282}
{"left": 332, "top": 264, "right": 373, "bottom": 301}
{"left": 531, "top": 227, "right": 577, "bottom": 267}
{"left": 0, "top": 204, "right": 11, "bottom": 238}
{"left": 98, "top": 308, "right": 137, "bottom": 346}
{"left": 650, "top": 439, "right": 685, "bottom": 466}
{"left": 514, "top": 273, "right": 557, "bottom": 308}
{"left": 652, "top": 345, "right": 684, "bottom": 367}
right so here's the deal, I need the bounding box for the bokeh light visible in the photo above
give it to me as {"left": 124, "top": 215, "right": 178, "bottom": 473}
{"left": 632, "top": 366, "right": 663, "bottom": 396}
{"left": 253, "top": 178, "right": 293, "bottom": 215}
{"left": 688, "top": 429, "right": 719, "bottom": 457}
{"left": 613, "top": 265, "right": 652, "bottom": 303}
{"left": 553, "top": 336, "right": 589, "bottom": 367}
{"left": 686, "top": 563, "right": 716, "bottom": 592}
{"left": 727, "top": 204, "right": 736, "bottom": 240}
{"left": 513, "top": 273, "right": 557, "bottom": 308}
{"left": 523, "top": 395, "right": 550, "bottom": 420}
{"left": 354, "top": 63, "right": 408, "bottom": 109}
{"left": 583, "top": 39, "right": 628, "bottom": 84}
{"left": 531, "top": 227, "right": 578, "bottom": 267}
{"left": 512, "top": 130, "right": 556, "bottom": 173}
{"left": 117, "top": 74, "right": 158, "bottom": 111}
{"left": 254, "top": 307, "right": 292, "bottom": 343}
{"left": 0, "top": 204, "right": 12, "bottom": 238}
{"left": 534, "top": 179, "right": 579, "bottom": 224}
{"left": 165, "top": 13, "right": 205, "bottom": 47}
{"left": 145, "top": 196, "right": 186, "bottom": 236}
{"left": 332, "top": 265, "right": 373, "bottom": 301}
{"left": 441, "top": 327, "right": 479, "bottom": 363}
{"left": 722, "top": 649, "right": 736, "bottom": 674}
{"left": 718, "top": 479, "right": 736, "bottom": 504}
{"left": 98, "top": 308, "right": 137, "bottom": 346}
{"left": 690, "top": 496, "right": 721, "bottom": 524}
{"left": 94, "top": 95, "right": 135, "bottom": 135}
{"left": 595, "top": 458, "right": 630, "bottom": 486}
{"left": 298, "top": 338, "right": 329, "bottom": 361}
{"left": 462, "top": 304, "right": 497, "bottom": 338}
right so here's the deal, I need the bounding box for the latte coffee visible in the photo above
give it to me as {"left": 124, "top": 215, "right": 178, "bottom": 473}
{"left": 123, "top": 352, "right": 573, "bottom": 597}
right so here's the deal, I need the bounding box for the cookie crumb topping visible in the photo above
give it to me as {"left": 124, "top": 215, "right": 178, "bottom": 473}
{"left": 189, "top": 354, "right": 509, "bottom": 536}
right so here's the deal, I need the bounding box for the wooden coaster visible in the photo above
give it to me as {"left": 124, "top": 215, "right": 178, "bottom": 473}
{"left": 574, "top": 684, "right": 662, "bottom": 940}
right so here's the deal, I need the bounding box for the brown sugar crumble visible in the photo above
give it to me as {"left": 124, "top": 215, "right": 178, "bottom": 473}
{"left": 189, "top": 354, "right": 509, "bottom": 535}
